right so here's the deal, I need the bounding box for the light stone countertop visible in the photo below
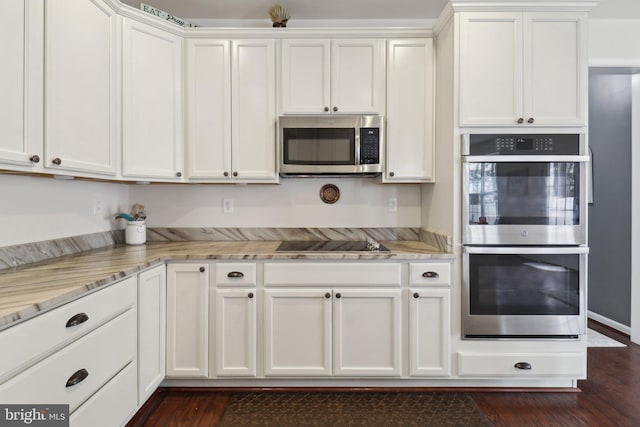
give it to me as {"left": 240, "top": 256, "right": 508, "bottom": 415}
{"left": 0, "top": 240, "right": 453, "bottom": 331}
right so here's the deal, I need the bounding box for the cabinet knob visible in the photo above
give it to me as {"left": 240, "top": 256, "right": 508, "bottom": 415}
{"left": 389, "top": 172, "right": 395, "bottom": 177}
{"left": 233, "top": 171, "right": 238, "bottom": 177}
{"left": 333, "top": 106, "right": 338, "bottom": 112}
{"left": 422, "top": 271, "right": 439, "bottom": 279}
{"left": 30, "top": 155, "right": 40, "bottom": 164}
{"left": 227, "top": 271, "right": 244, "bottom": 278}
{"left": 65, "top": 313, "right": 89, "bottom": 328}
{"left": 325, "top": 292, "right": 331, "bottom": 299}
{"left": 514, "top": 361, "right": 532, "bottom": 370}
{"left": 335, "top": 293, "right": 342, "bottom": 299}
{"left": 527, "top": 117, "right": 535, "bottom": 124}
{"left": 324, "top": 106, "right": 329, "bottom": 112}
{"left": 248, "top": 292, "right": 254, "bottom": 299}
{"left": 65, "top": 368, "right": 89, "bottom": 388}
{"left": 413, "top": 292, "right": 419, "bottom": 299}
{"left": 176, "top": 171, "right": 182, "bottom": 177}
{"left": 224, "top": 171, "right": 229, "bottom": 177}
{"left": 517, "top": 118, "right": 524, "bottom": 124}
{"left": 52, "top": 157, "right": 62, "bottom": 165}
{"left": 199, "top": 266, "right": 205, "bottom": 273}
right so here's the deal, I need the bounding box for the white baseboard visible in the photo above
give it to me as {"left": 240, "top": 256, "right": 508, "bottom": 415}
{"left": 588, "top": 310, "right": 631, "bottom": 335}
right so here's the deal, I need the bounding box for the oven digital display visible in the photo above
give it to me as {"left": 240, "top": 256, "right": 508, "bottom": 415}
{"left": 515, "top": 137, "right": 533, "bottom": 150}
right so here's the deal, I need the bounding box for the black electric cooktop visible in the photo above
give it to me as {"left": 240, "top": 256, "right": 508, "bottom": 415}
{"left": 275, "top": 240, "right": 390, "bottom": 253}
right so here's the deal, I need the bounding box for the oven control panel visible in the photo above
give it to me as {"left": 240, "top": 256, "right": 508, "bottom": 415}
{"left": 467, "top": 134, "right": 582, "bottom": 155}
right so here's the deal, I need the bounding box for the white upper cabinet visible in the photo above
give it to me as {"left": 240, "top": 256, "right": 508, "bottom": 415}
{"left": 231, "top": 39, "right": 277, "bottom": 182}
{"left": 385, "top": 38, "right": 434, "bottom": 182}
{"left": 0, "top": 0, "right": 43, "bottom": 171}
{"left": 44, "top": 0, "right": 117, "bottom": 175}
{"left": 459, "top": 12, "right": 586, "bottom": 127}
{"left": 185, "top": 39, "right": 231, "bottom": 180}
{"left": 280, "top": 39, "right": 385, "bottom": 115}
{"left": 122, "top": 18, "right": 184, "bottom": 180}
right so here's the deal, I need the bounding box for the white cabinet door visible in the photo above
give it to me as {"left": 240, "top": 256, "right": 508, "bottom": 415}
{"left": 44, "top": 0, "right": 117, "bottom": 176}
{"left": 0, "top": 0, "right": 43, "bottom": 170}
{"left": 231, "top": 40, "right": 277, "bottom": 182}
{"left": 409, "top": 288, "right": 451, "bottom": 376}
{"left": 166, "top": 264, "right": 209, "bottom": 378}
{"left": 280, "top": 39, "right": 331, "bottom": 114}
{"left": 385, "top": 38, "right": 434, "bottom": 182}
{"left": 280, "top": 39, "right": 384, "bottom": 115}
{"left": 185, "top": 39, "right": 232, "bottom": 180}
{"left": 333, "top": 289, "right": 402, "bottom": 376}
{"left": 123, "top": 18, "right": 183, "bottom": 180}
{"left": 524, "top": 13, "right": 586, "bottom": 126}
{"left": 264, "top": 289, "right": 332, "bottom": 376}
{"left": 459, "top": 12, "right": 523, "bottom": 126}
{"left": 331, "top": 39, "right": 385, "bottom": 114}
{"left": 138, "top": 265, "right": 166, "bottom": 403}
{"left": 214, "top": 288, "right": 257, "bottom": 377}
{"left": 459, "top": 11, "right": 586, "bottom": 127}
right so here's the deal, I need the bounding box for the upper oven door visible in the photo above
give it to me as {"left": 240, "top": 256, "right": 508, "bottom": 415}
{"left": 462, "top": 134, "right": 589, "bottom": 245}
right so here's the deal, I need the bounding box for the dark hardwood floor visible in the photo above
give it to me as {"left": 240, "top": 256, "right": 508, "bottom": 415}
{"left": 129, "top": 321, "right": 640, "bottom": 427}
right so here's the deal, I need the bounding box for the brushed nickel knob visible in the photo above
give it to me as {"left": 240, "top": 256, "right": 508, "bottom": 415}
{"left": 224, "top": 171, "right": 229, "bottom": 177}
{"left": 233, "top": 171, "right": 238, "bottom": 177}
{"left": 333, "top": 106, "right": 338, "bottom": 112}
{"left": 176, "top": 171, "right": 182, "bottom": 177}
{"left": 324, "top": 106, "right": 329, "bottom": 112}
{"left": 517, "top": 118, "right": 524, "bottom": 124}
{"left": 52, "top": 157, "right": 62, "bottom": 165}
{"left": 389, "top": 172, "right": 395, "bottom": 177}
{"left": 527, "top": 117, "right": 535, "bottom": 124}
{"left": 30, "top": 155, "right": 40, "bottom": 163}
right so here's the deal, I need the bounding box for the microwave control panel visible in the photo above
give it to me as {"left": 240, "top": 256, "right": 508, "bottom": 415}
{"left": 360, "top": 128, "right": 380, "bottom": 164}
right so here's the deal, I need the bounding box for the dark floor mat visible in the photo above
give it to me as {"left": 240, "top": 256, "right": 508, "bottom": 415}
{"left": 218, "top": 391, "right": 494, "bottom": 426}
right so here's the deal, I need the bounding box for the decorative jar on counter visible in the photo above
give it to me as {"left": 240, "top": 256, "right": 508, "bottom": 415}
{"left": 125, "top": 220, "right": 146, "bottom": 245}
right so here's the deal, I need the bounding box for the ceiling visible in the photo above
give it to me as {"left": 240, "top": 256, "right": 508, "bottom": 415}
{"left": 119, "top": 0, "right": 640, "bottom": 22}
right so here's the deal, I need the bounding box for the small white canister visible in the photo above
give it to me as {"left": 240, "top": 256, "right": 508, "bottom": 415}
{"left": 125, "top": 220, "right": 146, "bottom": 245}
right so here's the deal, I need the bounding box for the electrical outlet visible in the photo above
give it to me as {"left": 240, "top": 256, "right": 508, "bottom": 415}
{"left": 223, "top": 198, "right": 234, "bottom": 213}
{"left": 388, "top": 197, "right": 398, "bottom": 212}
{"left": 93, "top": 199, "right": 103, "bottom": 216}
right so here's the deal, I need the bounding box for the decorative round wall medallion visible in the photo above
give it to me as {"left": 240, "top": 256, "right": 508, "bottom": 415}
{"left": 320, "top": 184, "right": 340, "bottom": 204}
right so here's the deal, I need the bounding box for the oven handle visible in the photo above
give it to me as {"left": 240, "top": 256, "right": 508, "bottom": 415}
{"left": 463, "top": 246, "right": 589, "bottom": 255}
{"left": 463, "top": 155, "right": 591, "bottom": 163}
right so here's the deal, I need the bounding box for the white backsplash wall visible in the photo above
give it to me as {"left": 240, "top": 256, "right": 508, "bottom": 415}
{"left": 0, "top": 175, "right": 130, "bottom": 247}
{"left": 130, "top": 178, "right": 421, "bottom": 228}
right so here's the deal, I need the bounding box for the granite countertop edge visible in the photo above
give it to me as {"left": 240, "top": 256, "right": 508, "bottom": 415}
{"left": 0, "top": 241, "right": 454, "bottom": 331}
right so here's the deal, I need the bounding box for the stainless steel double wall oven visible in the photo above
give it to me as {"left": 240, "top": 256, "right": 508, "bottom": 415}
{"left": 462, "top": 134, "right": 590, "bottom": 339}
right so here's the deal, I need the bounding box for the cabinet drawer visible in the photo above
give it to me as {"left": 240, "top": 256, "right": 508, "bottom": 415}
{"left": 0, "top": 277, "right": 136, "bottom": 383}
{"left": 215, "top": 263, "right": 257, "bottom": 286}
{"left": 0, "top": 309, "right": 136, "bottom": 412}
{"left": 264, "top": 263, "right": 401, "bottom": 286}
{"left": 70, "top": 362, "right": 137, "bottom": 427}
{"left": 409, "top": 263, "right": 451, "bottom": 286}
{"left": 457, "top": 352, "right": 586, "bottom": 377}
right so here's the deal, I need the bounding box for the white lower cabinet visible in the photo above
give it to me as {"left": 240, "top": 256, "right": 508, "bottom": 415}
{"left": 409, "top": 288, "right": 451, "bottom": 376}
{"left": 211, "top": 263, "right": 258, "bottom": 377}
{"left": 264, "top": 288, "right": 333, "bottom": 376}
{"left": 263, "top": 262, "right": 403, "bottom": 377}
{"left": 69, "top": 362, "right": 137, "bottom": 427}
{"left": 137, "top": 265, "right": 166, "bottom": 403}
{"left": 214, "top": 288, "right": 257, "bottom": 376}
{"left": 458, "top": 352, "right": 586, "bottom": 377}
{"left": 166, "top": 263, "right": 209, "bottom": 378}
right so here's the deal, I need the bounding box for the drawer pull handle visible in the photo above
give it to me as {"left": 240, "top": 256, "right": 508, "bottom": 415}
{"left": 422, "top": 271, "right": 439, "bottom": 278}
{"left": 514, "top": 362, "right": 532, "bottom": 370}
{"left": 227, "top": 271, "right": 244, "bottom": 278}
{"left": 65, "top": 368, "right": 89, "bottom": 387}
{"left": 65, "top": 313, "right": 89, "bottom": 328}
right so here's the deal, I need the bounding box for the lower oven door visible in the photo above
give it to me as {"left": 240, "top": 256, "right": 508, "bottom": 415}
{"left": 463, "top": 246, "right": 588, "bottom": 339}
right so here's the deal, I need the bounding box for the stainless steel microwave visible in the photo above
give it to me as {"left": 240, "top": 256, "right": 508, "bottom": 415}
{"left": 279, "top": 115, "right": 383, "bottom": 176}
